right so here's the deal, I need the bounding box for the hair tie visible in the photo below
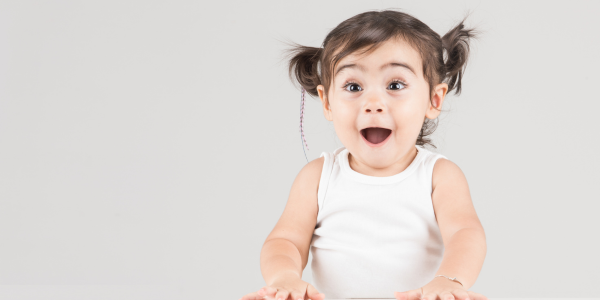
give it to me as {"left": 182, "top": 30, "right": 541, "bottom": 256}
{"left": 300, "top": 87, "right": 309, "bottom": 162}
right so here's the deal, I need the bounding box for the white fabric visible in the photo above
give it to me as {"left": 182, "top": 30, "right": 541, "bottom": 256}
{"left": 310, "top": 144, "right": 448, "bottom": 299}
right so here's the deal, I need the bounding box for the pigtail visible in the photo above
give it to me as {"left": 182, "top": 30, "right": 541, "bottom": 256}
{"left": 284, "top": 43, "right": 323, "bottom": 98}
{"left": 282, "top": 42, "right": 323, "bottom": 162}
{"left": 441, "top": 17, "right": 478, "bottom": 95}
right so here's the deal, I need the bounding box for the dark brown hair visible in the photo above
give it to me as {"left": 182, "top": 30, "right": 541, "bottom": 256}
{"left": 284, "top": 9, "right": 478, "bottom": 148}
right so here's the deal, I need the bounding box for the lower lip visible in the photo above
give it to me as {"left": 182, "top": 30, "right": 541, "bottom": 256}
{"left": 361, "top": 131, "right": 392, "bottom": 148}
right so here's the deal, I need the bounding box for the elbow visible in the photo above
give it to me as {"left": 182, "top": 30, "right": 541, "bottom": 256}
{"left": 454, "top": 226, "right": 487, "bottom": 253}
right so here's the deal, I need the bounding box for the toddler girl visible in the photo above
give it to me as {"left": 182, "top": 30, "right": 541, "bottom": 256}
{"left": 241, "top": 9, "right": 487, "bottom": 300}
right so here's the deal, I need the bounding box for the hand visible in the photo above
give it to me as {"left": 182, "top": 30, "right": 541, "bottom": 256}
{"left": 393, "top": 276, "right": 488, "bottom": 300}
{"left": 239, "top": 273, "right": 325, "bottom": 300}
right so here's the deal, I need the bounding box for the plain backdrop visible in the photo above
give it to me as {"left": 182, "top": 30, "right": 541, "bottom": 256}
{"left": 0, "top": 0, "right": 599, "bottom": 299}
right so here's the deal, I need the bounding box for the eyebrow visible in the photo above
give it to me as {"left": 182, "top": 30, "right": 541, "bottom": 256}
{"left": 334, "top": 61, "right": 416, "bottom": 77}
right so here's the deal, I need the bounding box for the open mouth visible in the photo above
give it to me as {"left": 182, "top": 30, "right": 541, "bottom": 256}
{"left": 360, "top": 127, "right": 392, "bottom": 145}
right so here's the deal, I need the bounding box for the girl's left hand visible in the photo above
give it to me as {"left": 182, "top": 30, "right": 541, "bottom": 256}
{"left": 393, "top": 277, "right": 489, "bottom": 300}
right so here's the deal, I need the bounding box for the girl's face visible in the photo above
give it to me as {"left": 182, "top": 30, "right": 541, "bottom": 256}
{"left": 316, "top": 38, "right": 448, "bottom": 176}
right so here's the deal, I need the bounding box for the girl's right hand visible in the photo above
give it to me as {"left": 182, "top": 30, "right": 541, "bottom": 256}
{"left": 240, "top": 273, "right": 325, "bottom": 300}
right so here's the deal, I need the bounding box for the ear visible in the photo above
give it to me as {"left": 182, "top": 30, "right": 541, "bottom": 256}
{"left": 425, "top": 82, "right": 448, "bottom": 120}
{"left": 317, "top": 85, "right": 333, "bottom": 121}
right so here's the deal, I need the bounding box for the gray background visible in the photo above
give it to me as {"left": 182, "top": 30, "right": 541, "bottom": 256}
{"left": 0, "top": 0, "right": 599, "bottom": 299}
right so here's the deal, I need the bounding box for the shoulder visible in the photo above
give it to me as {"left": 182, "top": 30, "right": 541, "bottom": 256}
{"left": 431, "top": 157, "right": 484, "bottom": 241}
{"left": 294, "top": 156, "right": 325, "bottom": 192}
{"left": 431, "top": 157, "right": 466, "bottom": 193}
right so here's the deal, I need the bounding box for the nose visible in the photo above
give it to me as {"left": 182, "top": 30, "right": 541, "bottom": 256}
{"left": 364, "top": 97, "right": 385, "bottom": 113}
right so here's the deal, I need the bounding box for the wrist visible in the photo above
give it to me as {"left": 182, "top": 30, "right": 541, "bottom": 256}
{"left": 432, "top": 275, "right": 464, "bottom": 288}
{"left": 268, "top": 269, "right": 301, "bottom": 285}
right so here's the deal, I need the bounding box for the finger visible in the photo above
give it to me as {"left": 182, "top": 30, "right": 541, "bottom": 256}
{"left": 393, "top": 291, "right": 410, "bottom": 300}
{"left": 393, "top": 291, "right": 403, "bottom": 300}
{"left": 421, "top": 293, "right": 437, "bottom": 300}
{"left": 275, "top": 289, "right": 290, "bottom": 300}
{"left": 310, "top": 293, "right": 325, "bottom": 300}
{"left": 394, "top": 289, "right": 422, "bottom": 300}
{"left": 262, "top": 287, "right": 278, "bottom": 297}
{"left": 240, "top": 291, "right": 265, "bottom": 300}
{"left": 306, "top": 283, "right": 324, "bottom": 300}
{"left": 410, "top": 288, "right": 423, "bottom": 300}
{"left": 467, "top": 291, "right": 486, "bottom": 300}
{"left": 452, "top": 289, "right": 470, "bottom": 300}
{"left": 290, "top": 289, "right": 305, "bottom": 300}
{"left": 441, "top": 292, "right": 456, "bottom": 300}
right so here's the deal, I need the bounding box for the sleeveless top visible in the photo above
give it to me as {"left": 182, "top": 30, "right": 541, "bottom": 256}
{"left": 309, "top": 144, "right": 448, "bottom": 299}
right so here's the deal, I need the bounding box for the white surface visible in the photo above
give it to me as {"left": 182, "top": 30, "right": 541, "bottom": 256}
{"left": 0, "top": 285, "right": 597, "bottom": 300}
{"left": 0, "top": 285, "right": 598, "bottom": 300}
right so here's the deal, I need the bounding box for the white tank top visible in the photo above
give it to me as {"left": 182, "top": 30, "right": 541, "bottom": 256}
{"left": 309, "top": 144, "right": 447, "bottom": 299}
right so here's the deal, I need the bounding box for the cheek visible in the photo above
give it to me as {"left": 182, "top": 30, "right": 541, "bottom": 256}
{"left": 330, "top": 107, "right": 358, "bottom": 139}
{"left": 332, "top": 101, "right": 357, "bottom": 121}
{"left": 392, "top": 100, "right": 421, "bottom": 117}
{"left": 393, "top": 106, "right": 425, "bottom": 131}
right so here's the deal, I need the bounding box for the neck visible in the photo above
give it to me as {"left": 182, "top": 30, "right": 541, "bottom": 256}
{"left": 348, "top": 146, "right": 419, "bottom": 177}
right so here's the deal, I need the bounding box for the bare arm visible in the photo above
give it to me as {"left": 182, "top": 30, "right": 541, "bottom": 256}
{"left": 260, "top": 239, "right": 303, "bottom": 285}
{"left": 259, "top": 157, "right": 324, "bottom": 286}
{"left": 431, "top": 158, "right": 487, "bottom": 290}
{"left": 434, "top": 228, "right": 486, "bottom": 290}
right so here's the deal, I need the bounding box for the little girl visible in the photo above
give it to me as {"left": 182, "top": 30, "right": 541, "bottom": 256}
{"left": 241, "top": 9, "right": 487, "bottom": 300}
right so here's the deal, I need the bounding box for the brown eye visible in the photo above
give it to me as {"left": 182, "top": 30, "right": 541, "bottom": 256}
{"left": 343, "top": 82, "right": 362, "bottom": 92}
{"left": 388, "top": 81, "right": 406, "bottom": 90}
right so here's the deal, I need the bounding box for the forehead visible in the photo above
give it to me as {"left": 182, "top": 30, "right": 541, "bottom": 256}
{"left": 333, "top": 38, "right": 423, "bottom": 78}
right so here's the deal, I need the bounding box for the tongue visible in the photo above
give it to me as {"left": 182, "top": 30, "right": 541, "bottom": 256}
{"left": 365, "top": 128, "right": 391, "bottom": 144}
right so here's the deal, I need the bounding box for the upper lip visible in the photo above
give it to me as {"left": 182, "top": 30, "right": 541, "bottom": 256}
{"left": 360, "top": 126, "right": 392, "bottom": 131}
{"left": 360, "top": 126, "right": 393, "bottom": 140}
